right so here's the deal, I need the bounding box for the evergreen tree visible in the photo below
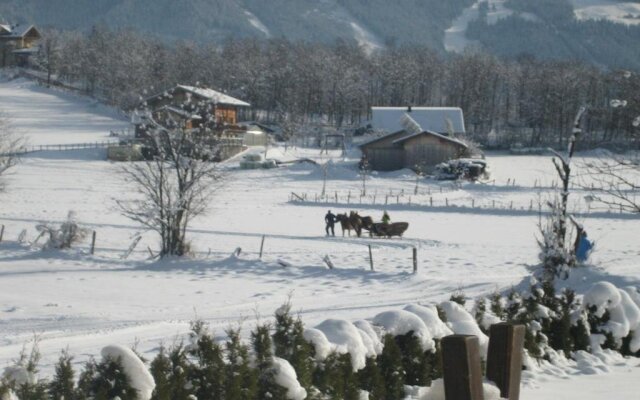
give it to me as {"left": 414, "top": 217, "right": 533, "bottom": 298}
{"left": 474, "top": 298, "right": 488, "bottom": 333}
{"left": 272, "top": 303, "right": 315, "bottom": 395}
{"left": 357, "top": 357, "right": 385, "bottom": 400}
{"left": 188, "top": 320, "right": 226, "bottom": 400}
{"left": 394, "top": 332, "right": 431, "bottom": 386}
{"left": 490, "top": 292, "right": 505, "bottom": 320}
{"left": 225, "top": 328, "right": 257, "bottom": 400}
{"left": 49, "top": 349, "right": 76, "bottom": 400}
{"left": 90, "top": 356, "right": 138, "bottom": 400}
{"left": 76, "top": 358, "right": 97, "bottom": 400}
{"left": 378, "top": 335, "right": 405, "bottom": 400}
{"left": 313, "top": 353, "right": 359, "bottom": 400}
{"left": 12, "top": 341, "right": 49, "bottom": 400}
{"left": 149, "top": 346, "right": 171, "bottom": 400}
{"left": 252, "top": 324, "right": 289, "bottom": 400}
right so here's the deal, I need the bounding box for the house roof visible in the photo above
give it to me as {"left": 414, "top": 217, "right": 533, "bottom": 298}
{"left": 371, "top": 107, "right": 466, "bottom": 135}
{"left": 392, "top": 130, "right": 468, "bottom": 148}
{"left": 359, "top": 129, "right": 414, "bottom": 148}
{"left": 0, "top": 24, "right": 40, "bottom": 39}
{"left": 177, "top": 85, "right": 250, "bottom": 107}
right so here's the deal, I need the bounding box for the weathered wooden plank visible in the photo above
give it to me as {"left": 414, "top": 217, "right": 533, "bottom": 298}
{"left": 486, "top": 323, "right": 525, "bottom": 400}
{"left": 442, "top": 335, "right": 484, "bottom": 400}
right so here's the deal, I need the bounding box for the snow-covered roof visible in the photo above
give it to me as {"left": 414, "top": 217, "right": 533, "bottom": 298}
{"left": 177, "top": 85, "right": 250, "bottom": 107}
{"left": 0, "top": 24, "right": 40, "bottom": 38}
{"left": 393, "top": 130, "right": 468, "bottom": 148}
{"left": 371, "top": 107, "right": 465, "bottom": 135}
{"left": 358, "top": 129, "right": 413, "bottom": 148}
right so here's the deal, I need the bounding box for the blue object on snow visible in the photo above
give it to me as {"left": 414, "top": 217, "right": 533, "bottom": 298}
{"left": 576, "top": 235, "right": 593, "bottom": 262}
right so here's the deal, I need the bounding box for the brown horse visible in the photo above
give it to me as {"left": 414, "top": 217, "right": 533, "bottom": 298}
{"left": 336, "top": 213, "right": 355, "bottom": 236}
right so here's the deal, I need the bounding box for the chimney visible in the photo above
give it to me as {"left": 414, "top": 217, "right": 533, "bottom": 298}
{"left": 407, "top": 105, "right": 412, "bottom": 112}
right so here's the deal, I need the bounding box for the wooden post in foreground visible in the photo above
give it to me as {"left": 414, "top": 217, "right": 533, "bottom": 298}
{"left": 412, "top": 247, "right": 417, "bottom": 273}
{"left": 0, "top": 225, "right": 4, "bottom": 242}
{"left": 90, "top": 231, "right": 96, "bottom": 255}
{"left": 486, "top": 323, "right": 525, "bottom": 400}
{"left": 259, "top": 235, "right": 266, "bottom": 259}
{"left": 441, "top": 335, "right": 484, "bottom": 400}
{"left": 368, "top": 245, "right": 374, "bottom": 271}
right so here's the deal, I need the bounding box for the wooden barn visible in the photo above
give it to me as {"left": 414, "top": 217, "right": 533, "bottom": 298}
{"left": 0, "top": 24, "right": 42, "bottom": 67}
{"left": 360, "top": 130, "right": 468, "bottom": 171}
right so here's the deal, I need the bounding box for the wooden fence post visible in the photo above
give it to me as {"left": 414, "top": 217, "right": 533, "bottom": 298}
{"left": 486, "top": 323, "right": 525, "bottom": 400}
{"left": 441, "top": 335, "right": 484, "bottom": 400}
{"left": 368, "top": 244, "right": 374, "bottom": 271}
{"left": 0, "top": 224, "right": 4, "bottom": 242}
{"left": 259, "top": 235, "right": 266, "bottom": 259}
{"left": 90, "top": 231, "right": 96, "bottom": 255}
{"left": 412, "top": 247, "right": 417, "bottom": 273}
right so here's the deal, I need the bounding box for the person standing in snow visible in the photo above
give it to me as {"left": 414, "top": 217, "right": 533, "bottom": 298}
{"left": 575, "top": 231, "right": 594, "bottom": 263}
{"left": 382, "top": 210, "right": 390, "bottom": 225}
{"left": 325, "top": 210, "right": 336, "bottom": 236}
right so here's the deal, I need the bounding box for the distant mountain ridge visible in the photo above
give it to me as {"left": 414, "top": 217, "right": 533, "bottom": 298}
{"left": 0, "top": 0, "right": 473, "bottom": 52}
{"left": 2, "top": 0, "right": 640, "bottom": 69}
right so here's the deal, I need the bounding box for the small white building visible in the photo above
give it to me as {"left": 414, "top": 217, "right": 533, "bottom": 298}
{"left": 371, "top": 106, "right": 466, "bottom": 136}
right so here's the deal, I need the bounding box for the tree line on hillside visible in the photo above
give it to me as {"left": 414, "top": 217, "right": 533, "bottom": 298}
{"left": 35, "top": 26, "right": 640, "bottom": 147}
{"left": 469, "top": 0, "right": 640, "bottom": 71}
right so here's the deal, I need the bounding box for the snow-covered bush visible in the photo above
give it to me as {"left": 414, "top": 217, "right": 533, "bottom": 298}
{"left": 35, "top": 211, "right": 89, "bottom": 250}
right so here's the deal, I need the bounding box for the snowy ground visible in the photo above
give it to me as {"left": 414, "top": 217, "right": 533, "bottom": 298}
{"left": 1, "top": 78, "right": 639, "bottom": 398}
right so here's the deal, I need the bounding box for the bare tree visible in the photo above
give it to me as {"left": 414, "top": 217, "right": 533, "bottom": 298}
{"left": 118, "top": 97, "right": 222, "bottom": 257}
{"left": 0, "top": 114, "right": 23, "bottom": 192}
{"left": 580, "top": 152, "right": 640, "bottom": 214}
{"left": 538, "top": 107, "right": 587, "bottom": 281}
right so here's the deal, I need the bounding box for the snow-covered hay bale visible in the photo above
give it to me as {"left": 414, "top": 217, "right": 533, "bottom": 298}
{"left": 101, "top": 344, "right": 155, "bottom": 400}
{"left": 372, "top": 310, "right": 435, "bottom": 351}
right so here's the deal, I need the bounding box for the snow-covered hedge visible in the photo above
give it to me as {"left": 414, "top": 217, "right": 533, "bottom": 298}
{"left": 2, "top": 281, "right": 638, "bottom": 400}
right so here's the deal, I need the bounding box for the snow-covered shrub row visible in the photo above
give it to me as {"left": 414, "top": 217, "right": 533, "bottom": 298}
{"left": 2, "top": 283, "right": 638, "bottom": 400}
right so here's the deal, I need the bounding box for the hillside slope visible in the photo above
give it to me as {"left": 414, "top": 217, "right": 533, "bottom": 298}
{"left": 0, "top": 0, "right": 472, "bottom": 52}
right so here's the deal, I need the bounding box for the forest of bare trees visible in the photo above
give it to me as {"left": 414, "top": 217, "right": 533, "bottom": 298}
{"left": 36, "top": 26, "right": 640, "bottom": 148}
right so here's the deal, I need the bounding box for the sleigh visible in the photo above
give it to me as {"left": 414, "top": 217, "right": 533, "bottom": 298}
{"left": 369, "top": 222, "right": 409, "bottom": 238}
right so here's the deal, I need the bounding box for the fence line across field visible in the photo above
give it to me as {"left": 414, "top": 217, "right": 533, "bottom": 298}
{"left": 0, "top": 223, "right": 424, "bottom": 274}
{"left": 0, "top": 140, "right": 120, "bottom": 157}
{"left": 289, "top": 190, "right": 635, "bottom": 216}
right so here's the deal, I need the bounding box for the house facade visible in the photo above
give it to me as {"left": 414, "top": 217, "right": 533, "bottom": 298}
{"left": 360, "top": 130, "right": 468, "bottom": 172}
{"left": 0, "top": 24, "right": 41, "bottom": 67}
{"left": 136, "top": 84, "right": 250, "bottom": 138}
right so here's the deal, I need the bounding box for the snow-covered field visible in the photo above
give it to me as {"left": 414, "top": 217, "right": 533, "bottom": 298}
{"left": 1, "top": 78, "right": 639, "bottom": 398}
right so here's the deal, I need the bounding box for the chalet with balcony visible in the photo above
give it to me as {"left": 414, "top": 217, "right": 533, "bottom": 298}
{"left": 0, "top": 24, "right": 41, "bottom": 67}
